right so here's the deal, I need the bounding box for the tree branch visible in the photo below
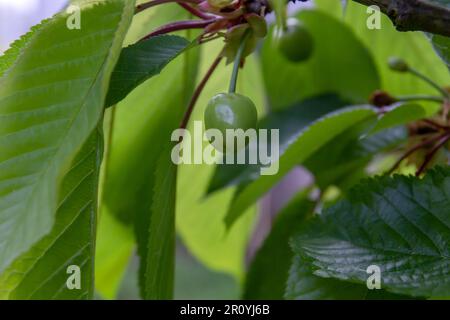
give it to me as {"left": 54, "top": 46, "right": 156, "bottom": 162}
{"left": 352, "top": 0, "right": 450, "bottom": 37}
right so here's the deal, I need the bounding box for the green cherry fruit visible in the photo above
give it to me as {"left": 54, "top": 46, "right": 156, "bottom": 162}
{"left": 275, "top": 18, "right": 314, "bottom": 63}
{"left": 204, "top": 93, "right": 258, "bottom": 154}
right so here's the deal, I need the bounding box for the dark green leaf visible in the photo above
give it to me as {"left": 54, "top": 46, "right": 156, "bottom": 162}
{"left": 223, "top": 105, "right": 377, "bottom": 228}
{"left": 291, "top": 167, "right": 450, "bottom": 298}
{"left": 286, "top": 255, "right": 410, "bottom": 300}
{"left": 105, "top": 35, "right": 192, "bottom": 107}
{"left": 142, "top": 148, "right": 177, "bottom": 299}
{"left": 243, "top": 190, "right": 316, "bottom": 299}
{"left": 208, "top": 94, "right": 350, "bottom": 194}
{"left": 428, "top": 33, "right": 450, "bottom": 70}
{"left": 305, "top": 125, "right": 408, "bottom": 190}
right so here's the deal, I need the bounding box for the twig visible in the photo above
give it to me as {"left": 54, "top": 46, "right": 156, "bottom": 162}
{"left": 177, "top": 2, "right": 214, "bottom": 20}
{"left": 140, "top": 19, "right": 217, "bottom": 41}
{"left": 396, "top": 95, "right": 445, "bottom": 104}
{"left": 421, "top": 119, "right": 450, "bottom": 131}
{"left": 416, "top": 133, "right": 450, "bottom": 176}
{"left": 135, "top": 0, "right": 199, "bottom": 14}
{"left": 351, "top": 0, "right": 450, "bottom": 37}
{"left": 179, "top": 55, "right": 223, "bottom": 133}
{"left": 408, "top": 68, "right": 450, "bottom": 100}
{"left": 387, "top": 133, "right": 443, "bottom": 175}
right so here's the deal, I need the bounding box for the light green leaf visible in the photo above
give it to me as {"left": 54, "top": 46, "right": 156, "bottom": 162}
{"left": 0, "top": 0, "right": 135, "bottom": 274}
{"left": 292, "top": 166, "right": 450, "bottom": 298}
{"left": 316, "top": 0, "right": 450, "bottom": 96}
{"left": 95, "top": 206, "right": 135, "bottom": 300}
{"left": 0, "top": 129, "right": 103, "bottom": 299}
{"left": 261, "top": 10, "right": 380, "bottom": 110}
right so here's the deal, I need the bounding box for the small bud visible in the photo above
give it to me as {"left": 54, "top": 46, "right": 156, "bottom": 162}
{"left": 388, "top": 57, "right": 409, "bottom": 72}
{"left": 369, "top": 90, "right": 396, "bottom": 107}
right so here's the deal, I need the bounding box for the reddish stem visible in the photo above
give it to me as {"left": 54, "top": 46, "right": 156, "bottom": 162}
{"left": 177, "top": 3, "right": 214, "bottom": 20}
{"left": 135, "top": 0, "right": 199, "bottom": 14}
{"left": 416, "top": 133, "right": 450, "bottom": 176}
{"left": 141, "top": 19, "right": 216, "bottom": 41}
{"left": 421, "top": 119, "right": 450, "bottom": 131}
{"left": 179, "top": 55, "right": 223, "bottom": 134}
{"left": 387, "top": 133, "right": 444, "bottom": 175}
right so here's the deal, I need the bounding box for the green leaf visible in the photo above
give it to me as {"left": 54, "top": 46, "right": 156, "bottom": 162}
{"left": 370, "top": 103, "right": 432, "bottom": 134}
{"left": 291, "top": 167, "right": 450, "bottom": 298}
{"left": 208, "top": 94, "right": 350, "bottom": 193}
{"left": 316, "top": 0, "right": 450, "bottom": 97}
{"left": 95, "top": 206, "right": 135, "bottom": 300}
{"left": 0, "top": 129, "right": 103, "bottom": 299}
{"left": 261, "top": 10, "right": 380, "bottom": 110}
{"left": 243, "top": 190, "right": 316, "bottom": 299}
{"left": 286, "top": 255, "right": 371, "bottom": 299}
{"left": 427, "top": 0, "right": 450, "bottom": 8}
{"left": 428, "top": 34, "right": 450, "bottom": 70}
{"left": 225, "top": 106, "right": 377, "bottom": 228}
{"left": 0, "top": 0, "right": 135, "bottom": 274}
{"left": 305, "top": 124, "right": 408, "bottom": 190}
{"left": 286, "top": 255, "right": 410, "bottom": 300}
{"left": 105, "top": 35, "right": 192, "bottom": 107}
{"left": 100, "top": 5, "right": 200, "bottom": 299}
{"left": 142, "top": 148, "right": 177, "bottom": 299}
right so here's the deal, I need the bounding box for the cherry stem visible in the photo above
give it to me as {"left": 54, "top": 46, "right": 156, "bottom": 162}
{"left": 179, "top": 55, "right": 223, "bottom": 133}
{"left": 396, "top": 95, "right": 445, "bottom": 104}
{"left": 387, "top": 133, "right": 444, "bottom": 175}
{"left": 408, "top": 67, "right": 450, "bottom": 100}
{"left": 229, "top": 29, "right": 251, "bottom": 94}
{"left": 135, "top": 0, "right": 199, "bottom": 14}
{"left": 141, "top": 19, "right": 217, "bottom": 41}
{"left": 416, "top": 133, "right": 450, "bottom": 176}
{"left": 177, "top": 3, "right": 214, "bottom": 20}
